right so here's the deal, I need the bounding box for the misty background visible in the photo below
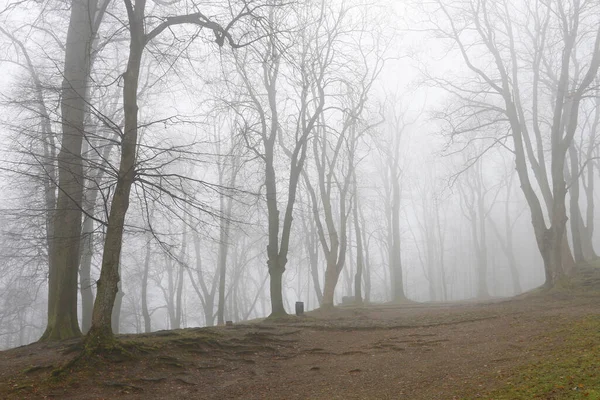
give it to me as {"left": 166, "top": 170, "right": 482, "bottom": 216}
{"left": 0, "top": 0, "right": 597, "bottom": 349}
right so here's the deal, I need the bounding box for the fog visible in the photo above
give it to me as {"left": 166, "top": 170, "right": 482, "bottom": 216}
{"left": 0, "top": 0, "right": 598, "bottom": 349}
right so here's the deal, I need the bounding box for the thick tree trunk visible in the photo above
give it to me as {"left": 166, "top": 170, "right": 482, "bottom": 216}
{"left": 321, "top": 257, "right": 341, "bottom": 308}
{"left": 322, "top": 252, "right": 342, "bottom": 308}
{"left": 41, "top": 0, "right": 96, "bottom": 341}
{"left": 507, "top": 104, "right": 574, "bottom": 289}
{"left": 268, "top": 260, "right": 286, "bottom": 317}
{"left": 203, "top": 299, "right": 215, "bottom": 327}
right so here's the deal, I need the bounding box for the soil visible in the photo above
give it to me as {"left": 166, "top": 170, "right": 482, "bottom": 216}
{"left": 1, "top": 290, "right": 598, "bottom": 400}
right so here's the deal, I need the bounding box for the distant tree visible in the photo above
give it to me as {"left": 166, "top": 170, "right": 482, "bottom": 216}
{"left": 231, "top": 4, "right": 325, "bottom": 316}
{"left": 487, "top": 166, "right": 524, "bottom": 295}
{"left": 566, "top": 99, "right": 599, "bottom": 262}
{"left": 457, "top": 157, "right": 496, "bottom": 299}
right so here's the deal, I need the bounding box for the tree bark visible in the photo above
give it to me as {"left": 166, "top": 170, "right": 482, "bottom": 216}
{"left": 86, "top": 1, "right": 144, "bottom": 344}
{"left": 172, "top": 222, "right": 187, "bottom": 330}
{"left": 567, "top": 144, "right": 585, "bottom": 263}
{"left": 41, "top": 0, "right": 98, "bottom": 341}
{"left": 217, "top": 167, "right": 236, "bottom": 325}
{"left": 306, "top": 222, "right": 323, "bottom": 305}
{"left": 390, "top": 175, "right": 406, "bottom": 302}
{"left": 358, "top": 200, "right": 371, "bottom": 303}
{"left": 141, "top": 237, "right": 152, "bottom": 333}
{"left": 111, "top": 259, "right": 123, "bottom": 334}
{"left": 580, "top": 101, "right": 599, "bottom": 260}
{"left": 353, "top": 184, "right": 364, "bottom": 305}
{"left": 79, "top": 212, "right": 95, "bottom": 334}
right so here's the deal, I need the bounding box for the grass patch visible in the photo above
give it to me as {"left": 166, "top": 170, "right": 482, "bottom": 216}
{"left": 488, "top": 316, "right": 600, "bottom": 399}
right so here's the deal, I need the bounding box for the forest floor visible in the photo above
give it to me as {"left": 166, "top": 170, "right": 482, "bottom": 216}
{"left": 1, "top": 263, "right": 600, "bottom": 399}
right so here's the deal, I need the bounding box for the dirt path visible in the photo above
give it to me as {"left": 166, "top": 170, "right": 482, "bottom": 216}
{"left": 1, "top": 293, "right": 597, "bottom": 399}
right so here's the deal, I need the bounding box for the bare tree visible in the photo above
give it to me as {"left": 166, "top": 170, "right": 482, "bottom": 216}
{"left": 41, "top": 0, "right": 110, "bottom": 341}
{"left": 301, "top": 4, "right": 385, "bottom": 307}
{"left": 231, "top": 3, "right": 327, "bottom": 316}
{"left": 87, "top": 0, "right": 262, "bottom": 347}
{"left": 430, "top": 0, "right": 600, "bottom": 287}
{"left": 566, "top": 98, "right": 599, "bottom": 262}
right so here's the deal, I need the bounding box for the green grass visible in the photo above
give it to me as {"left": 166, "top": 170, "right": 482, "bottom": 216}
{"left": 488, "top": 316, "right": 600, "bottom": 399}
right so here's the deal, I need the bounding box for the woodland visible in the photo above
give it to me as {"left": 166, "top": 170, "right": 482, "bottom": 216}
{"left": 0, "top": 0, "right": 599, "bottom": 398}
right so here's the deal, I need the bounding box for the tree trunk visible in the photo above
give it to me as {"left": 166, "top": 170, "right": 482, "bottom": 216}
{"left": 390, "top": 178, "right": 406, "bottom": 302}
{"left": 174, "top": 226, "right": 187, "bottom": 329}
{"left": 166, "top": 256, "right": 176, "bottom": 329}
{"left": 41, "top": 0, "right": 97, "bottom": 341}
{"left": 359, "top": 202, "right": 371, "bottom": 303}
{"left": 581, "top": 104, "right": 599, "bottom": 260}
{"left": 353, "top": 194, "right": 364, "bottom": 305}
{"left": 568, "top": 142, "right": 598, "bottom": 261}
{"left": 434, "top": 205, "right": 448, "bottom": 301}
{"left": 476, "top": 180, "right": 490, "bottom": 299}
{"left": 321, "top": 256, "right": 341, "bottom": 307}
{"left": 174, "top": 263, "right": 184, "bottom": 329}
{"left": 79, "top": 120, "right": 118, "bottom": 334}
{"left": 268, "top": 260, "right": 286, "bottom": 316}
{"left": 217, "top": 193, "right": 232, "bottom": 325}
{"left": 141, "top": 238, "right": 151, "bottom": 333}
{"left": 111, "top": 260, "right": 123, "bottom": 334}
{"left": 306, "top": 231, "right": 323, "bottom": 306}
{"left": 567, "top": 144, "right": 585, "bottom": 263}
{"left": 79, "top": 213, "right": 95, "bottom": 334}
{"left": 265, "top": 144, "right": 292, "bottom": 317}
{"left": 343, "top": 231, "right": 354, "bottom": 297}
{"left": 86, "top": 8, "right": 144, "bottom": 345}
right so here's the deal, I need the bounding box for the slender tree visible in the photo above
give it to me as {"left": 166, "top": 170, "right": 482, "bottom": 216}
{"left": 86, "top": 0, "right": 259, "bottom": 346}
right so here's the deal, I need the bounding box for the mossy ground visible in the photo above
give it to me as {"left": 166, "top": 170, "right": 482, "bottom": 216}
{"left": 486, "top": 261, "right": 600, "bottom": 400}
{"left": 0, "top": 327, "right": 227, "bottom": 398}
{"left": 487, "top": 316, "right": 600, "bottom": 399}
